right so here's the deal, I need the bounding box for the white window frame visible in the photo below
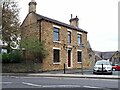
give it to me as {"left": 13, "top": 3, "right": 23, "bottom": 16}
{"left": 53, "top": 25, "right": 61, "bottom": 43}
{"left": 67, "top": 29, "right": 72, "bottom": 32}
{"left": 77, "top": 32, "right": 83, "bottom": 35}
{"left": 77, "top": 50, "right": 82, "bottom": 63}
{"left": 53, "top": 47, "right": 61, "bottom": 64}
{"left": 77, "top": 33, "right": 82, "bottom": 46}
{"left": 53, "top": 25, "right": 61, "bottom": 29}
{"left": 67, "top": 31, "right": 71, "bottom": 44}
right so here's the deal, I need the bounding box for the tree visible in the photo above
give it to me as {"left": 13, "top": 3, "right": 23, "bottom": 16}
{"left": 21, "top": 37, "right": 48, "bottom": 63}
{"left": 2, "top": 0, "right": 20, "bottom": 52}
{"left": 0, "top": 1, "right": 2, "bottom": 27}
{"left": 0, "top": 1, "right": 2, "bottom": 40}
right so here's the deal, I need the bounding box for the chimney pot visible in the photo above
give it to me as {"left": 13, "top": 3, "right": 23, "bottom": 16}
{"left": 31, "top": 0, "right": 35, "bottom": 2}
{"left": 71, "top": 14, "right": 73, "bottom": 19}
{"left": 29, "top": 0, "right": 37, "bottom": 13}
{"left": 69, "top": 15, "right": 79, "bottom": 27}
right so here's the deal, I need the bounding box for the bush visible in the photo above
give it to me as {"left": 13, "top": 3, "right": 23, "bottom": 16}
{"left": 10, "top": 50, "right": 21, "bottom": 63}
{"left": 21, "top": 37, "right": 48, "bottom": 63}
{"left": 2, "top": 53, "right": 11, "bottom": 63}
{"left": 2, "top": 50, "right": 21, "bottom": 63}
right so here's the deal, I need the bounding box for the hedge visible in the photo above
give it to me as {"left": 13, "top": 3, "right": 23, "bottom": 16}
{"left": 2, "top": 50, "right": 21, "bottom": 63}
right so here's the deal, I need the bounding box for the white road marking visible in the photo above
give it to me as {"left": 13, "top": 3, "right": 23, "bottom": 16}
{"left": 42, "top": 85, "right": 81, "bottom": 88}
{"left": 22, "top": 82, "right": 42, "bottom": 87}
{"left": 83, "top": 85, "right": 101, "bottom": 89}
{"left": 22, "top": 82, "right": 81, "bottom": 88}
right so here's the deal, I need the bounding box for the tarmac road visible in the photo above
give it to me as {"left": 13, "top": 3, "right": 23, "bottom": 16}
{"left": 1, "top": 69, "right": 120, "bottom": 90}
{"left": 2, "top": 75, "right": 119, "bottom": 89}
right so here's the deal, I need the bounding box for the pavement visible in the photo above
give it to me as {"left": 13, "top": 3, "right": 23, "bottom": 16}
{"left": 2, "top": 68, "right": 120, "bottom": 79}
{"left": 28, "top": 73, "right": 120, "bottom": 79}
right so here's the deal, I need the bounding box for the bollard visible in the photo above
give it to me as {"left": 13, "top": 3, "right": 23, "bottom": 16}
{"left": 102, "top": 64, "right": 103, "bottom": 74}
{"left": 81, "top": 63, "right": 83, "bottom": 75}
{"left": 64, "top": 63, "right": 66, "bottom": 74}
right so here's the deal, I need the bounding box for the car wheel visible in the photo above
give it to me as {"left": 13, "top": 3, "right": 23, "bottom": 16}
{"left": 112, "top": 68, "right": 116, "bottom": 71}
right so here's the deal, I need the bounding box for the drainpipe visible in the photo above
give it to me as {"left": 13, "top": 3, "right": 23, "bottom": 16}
{"left": 38, "top": 20, "right": 41, "bottom": 42}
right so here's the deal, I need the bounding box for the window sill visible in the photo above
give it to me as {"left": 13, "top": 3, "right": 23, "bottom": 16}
{"left": 67, "top": 45, "right": 72, "bottom": 48}
{"left": 53, "top": 62, "right": 61, "bottom": 65}
{"left": 53, "top": 41, "right": 61, "bottom": 43}
{"left": 67, "top": 67, "right": 72, "bottom": 69}
{"left": 78, "top": 62, "right": 82, "bottom": 64}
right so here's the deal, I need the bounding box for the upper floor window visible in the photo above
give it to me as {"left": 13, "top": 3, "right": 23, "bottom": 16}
{"left": 68, "top": 31, "right": 71, "bottom": 44}
{"left": 77, "top": 34, "right": 82, "bottom": 45}
{"left": 53, "top": 27, "right": 59, "bottom": 41}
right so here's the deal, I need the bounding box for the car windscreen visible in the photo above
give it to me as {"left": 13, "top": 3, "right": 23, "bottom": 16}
{"left": 96, "top": 61, "right": 110, "bottom": 65}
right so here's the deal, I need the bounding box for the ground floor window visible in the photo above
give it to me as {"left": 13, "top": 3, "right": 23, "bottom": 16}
{"left": 78, "top": 51, "right": 82, "bottom": 62}
{"left": 53, "top": 49, "right": 60, "bottom": 63}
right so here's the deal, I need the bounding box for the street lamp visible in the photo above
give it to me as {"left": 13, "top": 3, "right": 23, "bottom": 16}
{"left": 80, "top": 43, "right": 84, "bottom": 75}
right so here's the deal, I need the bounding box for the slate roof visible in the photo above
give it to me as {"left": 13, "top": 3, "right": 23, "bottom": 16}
{"left": 97, "top": 51, "right": 115, "bottom": 60}
{"left": 110, "top": 51, "right": 120, "bottom": 59}
{"left": 87, "top": 41, "right": 92, "bottom": 50}
{"left": 34, "top": 13, "right": 87, "bottom": 33}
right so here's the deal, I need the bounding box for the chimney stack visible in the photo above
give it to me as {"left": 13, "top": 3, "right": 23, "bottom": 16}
{"left": 69, "top": 14, "right": 79, "bottom": 27}
{"left": 71, "top": 14, "right": 73, "bottom": 19}
{"left": 29, "top": 0, "right": 37, "bottom": 13}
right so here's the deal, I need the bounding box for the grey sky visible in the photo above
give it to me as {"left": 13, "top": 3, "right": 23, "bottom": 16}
{"left": 19, "top": 0, "right": 119, "bottom": 52}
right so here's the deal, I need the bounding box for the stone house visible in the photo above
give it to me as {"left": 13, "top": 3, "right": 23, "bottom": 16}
{"left": 21, "top": 0, "right": 90, "bottom": 71}
{"left": 94, "top": 51, "right": 120, "bottom": 65}
{"left": 87, "top": 41, "right": 96, "bottom": 67}
{"left": 110, "top": 51, "right": 120, "bottom": 65}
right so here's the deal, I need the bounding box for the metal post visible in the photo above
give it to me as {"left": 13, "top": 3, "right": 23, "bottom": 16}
{"left": 81, "top": 63, "right": 83, "bottom": 75}
{"left": 102, "top": 64, "right": 103, "bottom": 74}
{"left": 64, "top": 63, "right": 66, "bottom": 74}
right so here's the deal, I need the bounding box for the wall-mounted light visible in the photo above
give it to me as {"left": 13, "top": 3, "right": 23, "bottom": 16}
{"left": 80, "top": 43, "right": 85, "bottom": 49}
{"left": 63, "top": 44, "right": 67, "bottom": 50}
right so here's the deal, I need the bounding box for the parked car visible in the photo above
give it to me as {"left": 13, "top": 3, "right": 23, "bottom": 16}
{"left": 112, "top": 64, "right": 120, "bottom": 71}
{"left": 93, "top": 60, "right": 112, "bottom": 75}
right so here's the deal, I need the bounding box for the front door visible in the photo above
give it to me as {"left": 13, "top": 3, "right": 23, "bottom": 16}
{"left": 68, "top": 50, "right": 71, "bottom": 67}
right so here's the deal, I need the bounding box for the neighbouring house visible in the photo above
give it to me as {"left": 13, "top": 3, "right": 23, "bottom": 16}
{"left": 100, "top": 52, "right": 115, "bottom": 60}
{"left": 87, "top": 41, "right": 95, "bottom": 67}
{"left": 110, "top": 51, "right": 120, "bottom": 65}
{"left": 94, "top": 51, "right": 120, "bottom": 65}
{"left": 95, "top": 53, "right": 102, "bottom": 62}
{"left": 94, "top": 51, "right": 102, "bottom": 62}
{"left": 87, "top": 42, "right": 103, "bottom": 67}
{"left": 21, "top": 0, "right": 90, "bottom": 71}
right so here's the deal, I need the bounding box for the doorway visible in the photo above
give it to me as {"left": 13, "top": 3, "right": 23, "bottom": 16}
{"left": 68, "top": 50, "right": 72, "bottom": 68}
